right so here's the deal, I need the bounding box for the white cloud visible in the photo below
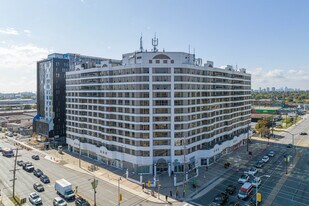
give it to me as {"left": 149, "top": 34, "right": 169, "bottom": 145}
{"left": 0, "top": 44, "right": 51, "bottom": 92}
{"left": 248, "top": 67, "right": 309, "bottom": 89}
{"left": 23, "top": 29, "right": 31, "bottom": 36}
{"left": 0, "top": 28, "right": 19, "bottom": 35}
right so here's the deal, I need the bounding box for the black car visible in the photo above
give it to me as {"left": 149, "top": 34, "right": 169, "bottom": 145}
{"left": 212, "top": 192, "right": 229, "bottom": 205}
{"left": 300, "top": 132, "right": 308, "bottom": 135}
{"left": 33, "top": 183, "right": 45, "bottom": 192}
{"left": 255, "top": 161, "right": 264, "bottom": 168}
{"left": 228, "top": 201, "right": 240, "bottom": 206}
{"left": 32, "top": 154, "right": 40, "bottom": 160}
{"left": 249, "top": 195, "right": 261, "bottom": 205}
{"left": 40, "top": 175, "right": 50, "bottom": 184}
{"left": 17, "top": 160, "right": 24, "bottom": 166}
{"left": 33, "top": 169, "right": 44, "bottom": 177}
{"left": 75, "top": 196, "right": 90, "bottom": 206}
{"left": 225, "top": 185, "right": 237, "bottom": 195}
{"left": 287, "top": 144, "right": 293, "bottom": 148}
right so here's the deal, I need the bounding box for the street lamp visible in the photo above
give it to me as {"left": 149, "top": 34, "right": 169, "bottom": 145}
{"left": 254, "top": 174, "right": 270, "bottom": 206}
{"left": 89, "top": 176, "right": 98, "bottom": 206}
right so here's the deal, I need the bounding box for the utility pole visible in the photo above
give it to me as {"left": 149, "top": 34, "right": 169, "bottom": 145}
{"left": 10, "top": 148, "right": 21, "bottom": 201}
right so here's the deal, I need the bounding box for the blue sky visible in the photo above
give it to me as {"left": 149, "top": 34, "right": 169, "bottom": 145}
{"left": 0, "top": 0, "right": 308, "bottom": 92}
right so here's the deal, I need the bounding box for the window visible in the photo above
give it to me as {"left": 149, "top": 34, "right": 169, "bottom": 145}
{"left": 153, "top": 68, "right": 170, "bottom": 74}
{"left": 163, "top": 60, "right": 168, "bottom": 64}
{"left": 149, "top": 60, "right": 152, "bottom": 64}
{"left": 155, "top": 60, "right": 160, "bottom": 64}
{"left": 171, "top": 60, "right": 174, "bottom": 64}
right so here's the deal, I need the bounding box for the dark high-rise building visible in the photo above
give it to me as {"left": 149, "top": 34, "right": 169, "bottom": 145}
{"left": 33, "top": 54, "right": 69, "bottom": 146}
{"left": 33, "top": 53, "right": 107, "bottom": 147}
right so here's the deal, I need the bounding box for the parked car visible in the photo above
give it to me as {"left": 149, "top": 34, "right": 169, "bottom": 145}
{"left": 255, "top": 161, "right": 264, "bottom": 168}
{"left": 40, "top": 175, "right": 50, "bottom": 184}
{"left": 225, "top": 185, "right": 237, "bottom": 195}
{"left": 287, "top": 144, "right": 293, "bottom": 148}
{"left": 33, "top": 183, "right": 45, "bottom": 192}
{"left": 262, "top": 156, "right": 269, "bottom": 163}
{"left": 17, "top": 160, "right": 24, "bottom": 166}
{"left": 244, "top": 167, "right": 258, "bottom": 176}
{"left": 237, "top": 182, "right": 253, "bottom": 200}
{"left": 32, "top": 154, "right": 40, "bottom": 160}
{"left": 22, "top": 162, "right": 32, "bottom": 170}
{"left": 28, "top": 192, "right": 42, "bottom": 205}
{"left": 25, "top": 165, "right": 35, "bottom": 172}
{"left": 212, "top": 192, "right": 229, "bottom": 205}
{"left": 249, "top": 195, "right": 261, "bottom": 205}
{"left": 228, "top": 201, "right": 240, "bottom": 206}
{"left": 268, "top": 151, "right": 275, "bottom": 157}
{"left": 75, "top": 196, "right": 90, "bottom": 206}
{"left": 33, "top": 169, "right": 44, "bottom": 177}
{"left": 251, "top": 177, "right": 262, "bottom": 188}
{"left": 238, "top": 174, "right": 250, "bottom": 184}
{"left": 53, "top": 197, "right": 67, "bottom": 206}
{"left": 300, "top": 132, "right": 308, "bottom": 135}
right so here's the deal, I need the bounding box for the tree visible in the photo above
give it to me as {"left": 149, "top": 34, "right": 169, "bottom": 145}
{"left": 255, "top": 119, "right": 271, "bottom": 137}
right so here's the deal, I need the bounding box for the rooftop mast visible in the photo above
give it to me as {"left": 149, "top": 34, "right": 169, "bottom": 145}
{"left": 140, "top": 33, "right": 143, "bottom": 52}
{"left": 152, "top": 33, "right": 158, "bottom": 52}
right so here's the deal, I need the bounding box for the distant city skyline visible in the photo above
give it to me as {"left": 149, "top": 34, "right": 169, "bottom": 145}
{"left": 0, "top": 0, "right": 309, "bottom": 92}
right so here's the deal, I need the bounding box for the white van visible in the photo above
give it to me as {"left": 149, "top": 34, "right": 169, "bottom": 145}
{"left": 238, "top": 182, "right": 253, "bottom": 199}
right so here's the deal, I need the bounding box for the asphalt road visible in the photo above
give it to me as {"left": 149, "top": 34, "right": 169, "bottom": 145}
{"left": 0, "top": 135, "right": 164, "bottom": 206}
{"left": 191, "top": 115, "right": 309, "bottom": 206}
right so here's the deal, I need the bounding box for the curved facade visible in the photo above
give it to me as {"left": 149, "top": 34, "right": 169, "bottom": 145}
{"left": 65, "top": 51, "right": 251, "bottom": 174}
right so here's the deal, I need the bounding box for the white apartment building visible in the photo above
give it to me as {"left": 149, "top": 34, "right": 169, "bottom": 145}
{"left": 65, "top": 48, "right": 251, "bottom": 174}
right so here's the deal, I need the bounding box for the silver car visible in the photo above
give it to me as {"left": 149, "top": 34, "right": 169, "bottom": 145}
{"left": 53, "top": 197, "right": 67, "bottom": 206}
{"left": 29, "top": 192, "right": 42, "bottom": 205}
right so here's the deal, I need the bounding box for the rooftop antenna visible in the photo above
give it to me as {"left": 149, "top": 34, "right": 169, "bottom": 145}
{"left": 193, "top": 48, "right": 196, "bottom": 63}
{"left": 188, "top": 44, "right": 190, "bottom": 62}
{"left": 140, "top": 33, "right": 143, "bottom": 52}
{"left": 152, "top": 33, "right": 158, "bottom": 52}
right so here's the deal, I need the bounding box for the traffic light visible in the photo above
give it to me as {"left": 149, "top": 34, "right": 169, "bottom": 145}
{"left": 148, "top": 180, "right": 151, "bottom": 188}
{"left": 284, "top": 155, "right": 287, "bottom": 162}
{"left": 119, "top": 193, "right": 122, "bottom": 202}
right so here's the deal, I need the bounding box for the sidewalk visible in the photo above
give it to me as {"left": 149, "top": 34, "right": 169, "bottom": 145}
{"left": 4, "top": 136, "right": 171, "bottom": 205}
{"left": 0, "top": 194, "right": 15, "bottom": 206}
